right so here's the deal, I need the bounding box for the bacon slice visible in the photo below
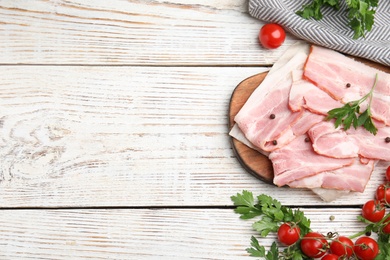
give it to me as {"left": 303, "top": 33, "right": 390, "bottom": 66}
{"left": 270, "top": 134, "right": 355, "bottom": 187}
{"left": 234, "top": 50, "right": 308, "bottom": 152}
{"left": 287, "top": 158, "right": 375, "bottom": 192}
{"left": 309, "top": 121, "right": 390, "bottom": 161}
{"left": 303, "top": 45, "right": 390, "bottom": 125}
{"left": 308, "top": 121, "right": 359, "bottom": 158}
{"left": 289, "top": 70, "right": 343, "bottom": 115}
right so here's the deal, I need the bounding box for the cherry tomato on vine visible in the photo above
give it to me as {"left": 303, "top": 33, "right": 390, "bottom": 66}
{"left": 300, "top": 232, "right": 328, "bottom": 258}
{"left": 362, "top": 199, "right": 385, "bottom": 222}
{"left": 277, "top": 222, "right": 300, "bottom": 246}
{"left": 382, "top": 216, "right": 390, "bottom": 234}
{"left": 258, "top": 23, "right": 286, "bottom": 49}
{"left": 375, "top": 184, "right": 390, "bottom": 204}
{"left": 329, "top": 236, "right": 354, "bottom": 257}
{"left": 353, "top": 236, "right": 379, "bottom": 260}
{"left": 321, "top": 254, "right": 339, "bottom": 260}
{"left": 386, "top": 165, "right": 390, "bottom": 181}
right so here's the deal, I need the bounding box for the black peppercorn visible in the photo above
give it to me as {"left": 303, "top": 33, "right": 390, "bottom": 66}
{"left": 272, "top": 140, "right": 277, "bottom": 145}
{"left": 346, "top": 83, "right": 351, "bottom": 88}
{"left": 270, "top": 114, "right": 276, "bottom": 119}
{"left": 385, "top": 137, "right": 390, "bottom": 143}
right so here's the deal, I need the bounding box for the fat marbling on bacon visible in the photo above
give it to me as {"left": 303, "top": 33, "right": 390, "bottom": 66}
{"left": 308, "top": 120, "right": 390, "bottom": 161}
{"left": 233, "top": 51, "right": 308, "bottom": 152}
{"left": 270, "top": 134, "right": 355, "bottom": 187}
{"left": 303, "top": 45, "right": 390, "bottom": 125}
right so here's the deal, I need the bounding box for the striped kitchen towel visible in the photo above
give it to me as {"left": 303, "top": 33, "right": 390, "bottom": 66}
{"left": 248, "top": 0, "right": 390, "bottom": 66}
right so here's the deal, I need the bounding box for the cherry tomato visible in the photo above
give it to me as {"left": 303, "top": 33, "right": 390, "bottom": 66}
{"left": 300, "top": 232, "right": 328, "bottom": 258}
{"left": 382, "top": 216, "right": 390, "bottom": 234}
{"left": 321, "top": 254, "right": 339, "bottom": 260}
{"left": 277, "top": 222, "right": 300, "bottom": 246}
{"left": 329, "top": 236, "right": 354, "bottom": 257}
{"left": 353, "top": 236, "right": 379, "bottom": 260}
{"left": 386, "top": 165, "right": 390, "bottom": 181}
{"left": 375, "top": 184, "right": 390, "bottom": 204}
{"left": 258, "top": 23, "right": 286, "bottom": 49}
{"left": 362, "top": 199, "right": 385, "bottom": 222}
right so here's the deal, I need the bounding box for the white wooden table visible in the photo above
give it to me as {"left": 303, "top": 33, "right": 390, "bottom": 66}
{"left": 0, "top": 1, "right": 388, "bottom": 259}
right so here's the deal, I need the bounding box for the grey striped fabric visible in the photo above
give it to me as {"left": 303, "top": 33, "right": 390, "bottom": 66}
{"left": 248, "top": 0, "right": 390, "bottom": 66}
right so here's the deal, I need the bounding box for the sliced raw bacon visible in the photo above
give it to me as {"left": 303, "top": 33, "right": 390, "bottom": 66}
{"left": 308, "top": 121, "right": 359, "bottom": 158}
{"left": 230, "top": 43, "right": 390, "bottom": 200}
{"left": 234, "top": 50, "right": 308, "bottom": 152}
{"left": 303, "top": 45, "right": 390, "bottom": 125}
{"left": 287, "top": 158, "right": 375, "bottom": 192}
{"left": 289, "top": 69, "right": 342, "bottom": 115}
{"left": 290, "top": 111, "right": 324, "bottom": 137}
{"left": 309, "top": 121, "right": 390, "bottom": 161}
{"left": 270, "top": 134, "right": 355, "bottom": 187}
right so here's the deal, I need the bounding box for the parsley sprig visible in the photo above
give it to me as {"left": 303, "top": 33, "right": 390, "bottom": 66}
{"left": 296, "top": 0, "right": 378, "bottom": 39}
{"left": 326, "top": 73, "right": 379, "bottom": 135}
{"left": 231, "top": 191, "right": 311, "bottom": 259}
{"left": 232, "top": 191, "right": 390, "bottom": 259}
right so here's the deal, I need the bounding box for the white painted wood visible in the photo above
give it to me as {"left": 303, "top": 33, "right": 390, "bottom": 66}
{"left": 0, "top": 66, "right": 387, "bottom": 208}
{"left": 0, "top": 208, "right": 368, "bottom": 259}
{"left": 0, "top": 0, "right": 300, "bottom": 65}
{"left": 0, "top": 1, "right": 387, "bottom": 258}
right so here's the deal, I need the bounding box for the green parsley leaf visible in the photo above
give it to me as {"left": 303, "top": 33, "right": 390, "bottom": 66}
{"left": 231, "top": 190, "right": 262, "bottom": 219}
{"left": 326, "top": 73, "right": 379, "bottom": 135}
{"left": 265, "top": 242, "right": 279, "bottom": 260}
{"left": 246, "top": 236, "right": 266, "bottom": 257}
{"left": 376, "top": 233, "right": 390, "bottom": 260}
{"left": 297, "top": 0, "right": 378, "bottom": 39}
{"left": 252, "top": 216, "right": 280, "bottom": 237}
{"left": 296, "top": 0, "right": 340, "bottom": 20}
{"left": 257, "top": 194, "right": 284, "bottom": 221}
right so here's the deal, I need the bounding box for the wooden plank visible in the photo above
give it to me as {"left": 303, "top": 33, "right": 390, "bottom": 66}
{"left": 0, "top": 208, "right": 368, "bottom": 259}
{"left": 0, "top": 0, "right": 299, "bottom": 65}
{"left": 0, "top": 65, "right": 387, "bottom": 208}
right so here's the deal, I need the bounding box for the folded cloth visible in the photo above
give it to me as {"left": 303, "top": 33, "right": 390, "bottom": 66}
{"left": 248, "top": 0, "right": 390, "bottom": 66}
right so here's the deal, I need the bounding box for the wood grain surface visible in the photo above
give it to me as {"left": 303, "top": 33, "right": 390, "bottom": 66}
{"left": 0, "top": 0, "right": 299, "bottom": 65}
{"left": 0, "top": 208, "right": 367, "bottom": 259}
{"left": 0, "top": 0, "right": 389, "bottom": 259}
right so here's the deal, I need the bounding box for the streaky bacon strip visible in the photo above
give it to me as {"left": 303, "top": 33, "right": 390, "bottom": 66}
{"left": 309, "top": 121, "right": 390, "bottom": 161}
{"left": 270, "top": 134, "right": 355, "bottom": 187}
{"left": 287, "top": 158, "right": 375, "bottom": 192}
{"left": 234, "top": 51, "right": 308, "bottom": 152}
{"left": 308, "top": 121, "right": 359, "bottom": 158}
{"left": 303, "top": 45, "right": 390, "bottom": 125}
{"left": 290, "top": 111, "right": 324, "bottom": 137}
{"left": 289, "top": 69, "right": 342, "bottom": 115}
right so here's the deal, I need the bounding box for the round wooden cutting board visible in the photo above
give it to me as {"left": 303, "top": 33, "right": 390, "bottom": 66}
{"left": 228, "top": 61, "right": 389, "bottom": 185}
{"left": 228, "top": 72, "right": 274, "bottom": 184}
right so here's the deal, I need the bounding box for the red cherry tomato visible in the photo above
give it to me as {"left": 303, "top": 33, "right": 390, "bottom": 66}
{"left": 258, "top": 23, "right": 286, "bottom": 49}
{"left": 300, "top": 232, "right": 328, "bottom": 258}
{"left": 321, "top": 254, "right": 339, "bottom": 260}
{"left": 375, "top": 184, "right": 390, "bottom": 204}
{"left": 386, "top": 165, "right": 390, "bottom": 181}
{"left": 329, "top": 236, "right": 354, "bottom": 257}
{"left": 277, "top": 223, "right": 300, "bottom": 246}
{"left": 362, "top": 199, "right": 385, "bottom": 222}
{"left": 382, "top": 216, "right": 390, "bottom": 234}
{"left": 354, "top": 236, "right": 379, "bottom": 260}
